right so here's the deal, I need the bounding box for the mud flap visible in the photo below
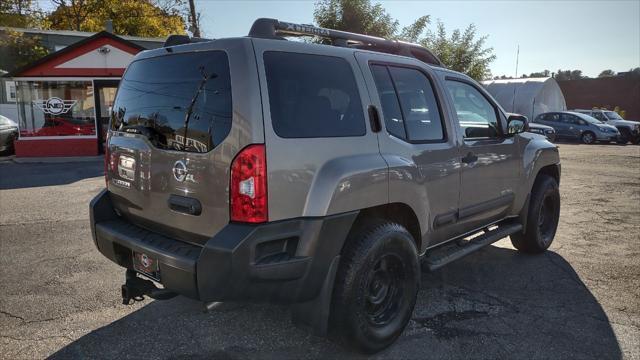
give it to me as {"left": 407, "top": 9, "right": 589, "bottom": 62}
{"left": 290, "top": 255, "right": 340, "bottom": 336}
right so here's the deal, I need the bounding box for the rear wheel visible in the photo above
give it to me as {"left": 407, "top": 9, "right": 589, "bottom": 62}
{"left": 511, "top": 175, "right": 560, "bottom": 253}
{"left": 581, "top": 131, "right": 595, "bottom": 144}
{"left": 330, "top": 221, "right": 420, "bottom": 353}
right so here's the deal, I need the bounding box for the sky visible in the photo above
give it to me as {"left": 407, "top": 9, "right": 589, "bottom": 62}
{"left": 37, "top": 0, "right": 640, "bottom": 77}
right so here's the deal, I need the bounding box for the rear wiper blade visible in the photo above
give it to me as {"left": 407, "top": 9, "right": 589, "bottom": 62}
{"left": 182, "top": 67, "right": 217, "bottom": 149}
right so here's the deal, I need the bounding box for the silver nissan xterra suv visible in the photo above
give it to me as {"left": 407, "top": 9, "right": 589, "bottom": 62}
{"left": 90, "top": 18, "right": 561, "bottom": 353}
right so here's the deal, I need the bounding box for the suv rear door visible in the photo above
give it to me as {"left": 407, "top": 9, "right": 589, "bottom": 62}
{"left": 106, "top": 39, "right": 263, "bottom": 245}
{"left": 355, "top": 52, "right": 461, "bottom": 249}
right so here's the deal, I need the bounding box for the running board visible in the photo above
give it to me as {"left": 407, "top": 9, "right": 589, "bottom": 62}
{"left": 422, "top": 222, "right": 523, "bottom": 271}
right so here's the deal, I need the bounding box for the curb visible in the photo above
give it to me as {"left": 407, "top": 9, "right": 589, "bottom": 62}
{"left": 9, "top": 155, "right": 103, "bottom": 164}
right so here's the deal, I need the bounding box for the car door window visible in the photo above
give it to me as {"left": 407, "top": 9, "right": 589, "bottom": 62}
{"left": 370, "top": 64, "right": 445, "bottom": 142}
{"left": 561, "top": 114, "right": 579, "bottom": 125}
{"left": 370, "top": 65, "right": 406, "bottom": 139}
{"left": 445, "top": 80, "right": 499, "bottom": 139}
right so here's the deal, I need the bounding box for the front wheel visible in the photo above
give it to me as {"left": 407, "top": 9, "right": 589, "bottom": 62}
{"left": 511, "top": 175, "right": 560, "bottom": 253}
{"left": 581, "top": 131, "right": 596, "bottom": 144}
{"left": 330, "top": 221, "right": 420, "bottom": 353}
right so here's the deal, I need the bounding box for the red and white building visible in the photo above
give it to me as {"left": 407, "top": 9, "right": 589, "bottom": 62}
{"left": 8, "top": 31, "right": 159, "bottom": 157}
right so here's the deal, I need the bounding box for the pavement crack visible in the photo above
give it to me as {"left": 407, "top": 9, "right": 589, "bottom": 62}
{"left": 0, "top": 310, "right": 26, "bottom": 322}
{"left": 0, "top": 309, "right": 67, "bottom": 325}
{"left": 0, "top": 334, "right": 74, "bottom": 342}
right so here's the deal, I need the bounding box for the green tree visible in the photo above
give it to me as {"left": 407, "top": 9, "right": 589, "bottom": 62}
{"left": 598, "top": 69, "right": 616, "bottom": 78}
{"left": 527, "top": 70, "right": 550, "bottom": 78}
{"left": 0, "top": 30, "right": 49, "bottom": 72}
{"left": 554, "top": 69, "right": 585, "bottom": 81}
{"left": 0, "top": 0, "right": 48, "bottom": 28}
{"left": 48, "top": 0, "right": 186, "bottom": 37}
{"left": 420, "top": 21, "right": 496, "bottom": 80}
{"left": 313, "top": 0, "right": 495, "bottom": 81}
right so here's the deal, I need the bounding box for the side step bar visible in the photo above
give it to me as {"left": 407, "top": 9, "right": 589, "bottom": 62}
{"left": 422, "top": 222, "right": 523, "bottom": 271}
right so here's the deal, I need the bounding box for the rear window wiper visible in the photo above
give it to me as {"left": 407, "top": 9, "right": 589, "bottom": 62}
{"left": 182, "top": 67, "right": 218, "bottom": 149}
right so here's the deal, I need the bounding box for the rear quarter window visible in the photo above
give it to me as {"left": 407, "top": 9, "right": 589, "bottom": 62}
{"left": 263, "top": 52, "right": 366, "bottom": 138}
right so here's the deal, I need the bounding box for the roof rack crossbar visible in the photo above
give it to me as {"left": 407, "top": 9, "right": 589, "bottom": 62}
{"left": 248, "top": 18, "right": 443, "bottom": 67}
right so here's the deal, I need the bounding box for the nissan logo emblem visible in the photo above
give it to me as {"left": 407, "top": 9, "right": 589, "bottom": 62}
{"left": 173, "top": 160, "right": 187, "bottom": 182}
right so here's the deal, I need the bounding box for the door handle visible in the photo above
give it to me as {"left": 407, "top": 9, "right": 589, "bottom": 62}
{"left": 368, "top": 105, "right": 382, "bottom": 133}
{"left": 462, "top": 152, "right": 478, "bottom": 164}
{"left": 168, "top": 194, "right": 202, "bottom": 216}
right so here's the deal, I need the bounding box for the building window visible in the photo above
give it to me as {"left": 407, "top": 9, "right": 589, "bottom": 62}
{"left": 16, "top": 80, "right": 96, "bottom": 137}
{"left": 5, "top": 81, "right": 17, "bottom": 102}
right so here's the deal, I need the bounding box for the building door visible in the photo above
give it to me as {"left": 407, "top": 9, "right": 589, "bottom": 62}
{"left": 94, "top": 80, "right": 119, "bottom": 153}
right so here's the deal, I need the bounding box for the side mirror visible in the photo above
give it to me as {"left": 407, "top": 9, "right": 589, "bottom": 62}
{"left": 507, "top": 114, "right": 528, "bottom": 135}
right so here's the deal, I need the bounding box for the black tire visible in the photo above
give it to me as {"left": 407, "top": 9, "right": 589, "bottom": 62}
{"left": 632, "top": 136, "right": 640, "bottom": 145}
{"left": 330, "top": 221, "right": 420, "bottom": 354}
{"left": 581, "top": 131, "right": 596, "bottom": 144}
{"left": 511, "top": 175, "right": 560, "bottom": 253}
{"left": 618, "top": 129, "right": 630, "bottom": 144}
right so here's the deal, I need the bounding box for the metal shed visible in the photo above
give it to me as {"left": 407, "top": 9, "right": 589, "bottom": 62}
{"left": 481, "top": 77, "right": 567, "bottom": 120}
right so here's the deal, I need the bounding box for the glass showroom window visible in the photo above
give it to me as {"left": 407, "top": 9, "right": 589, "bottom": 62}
{"left": 16, "top": 81, "right": 96, "bottom": 137}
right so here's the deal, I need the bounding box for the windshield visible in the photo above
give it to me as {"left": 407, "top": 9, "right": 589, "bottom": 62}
{"left": 577, "top": 114, "right": 602, "bottom": 124}
{"left": 605, "top": 111, "right": 623, "bottom": 120}
{"left": 110, "top": 51, "right": 232, "bottom": 153}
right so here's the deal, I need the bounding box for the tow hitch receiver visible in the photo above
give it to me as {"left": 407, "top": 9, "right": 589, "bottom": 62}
{"left": 121, "top": 270, "right": 177, "bottom": 304}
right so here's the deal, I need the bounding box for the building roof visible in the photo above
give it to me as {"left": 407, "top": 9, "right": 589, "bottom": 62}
{"left": 0, "top": 26, "right": 166, "bottom": 44}
{"left": 6, "top": 31, "right": 144, "bottom": 77}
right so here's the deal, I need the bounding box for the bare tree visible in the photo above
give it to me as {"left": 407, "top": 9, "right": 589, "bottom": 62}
{"left": 187, "top": 0, "right": 200, "bottom": 37}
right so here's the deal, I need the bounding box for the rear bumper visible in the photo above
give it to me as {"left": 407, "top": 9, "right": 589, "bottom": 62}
{"left": 90, "top": 189, "right": 357, "bottom": 303}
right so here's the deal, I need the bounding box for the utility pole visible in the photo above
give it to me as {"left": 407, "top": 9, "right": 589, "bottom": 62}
{"left": 188, "top": 0, "right": 201, "bottom": 37}
{"left": 515, "top": 45, "right": 520, "bottom": 78}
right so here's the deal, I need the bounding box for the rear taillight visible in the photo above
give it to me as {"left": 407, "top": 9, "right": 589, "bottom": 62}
{"left": 230, "top": 144, "right": 268, "bottom": 223}
{"left": 104, "top": 132, "right": 116, "bottom": 188}
{"left": 104, "top": 133, "right": 110, "bottom": 187}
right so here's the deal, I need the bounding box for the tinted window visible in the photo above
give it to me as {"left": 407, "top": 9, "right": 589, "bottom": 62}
{"left": 370, "top": 65, "right": 406, "bottom": 139}
{"left": 592, "top": 112, "right": 607, "bottom": 121}
{"left": 370, "top": 65, "right": 444, "bottom": 142}
{"left": 388, "top": 67, "right": 444, "bottom": 141}
{"left": 111, "top": 51, "right": 232, "bottom": 153}
{"left": 264, "top": 52, "right": 365, "bottom": 138}
{"left": 543, "top": 113, "right": 561, "bottom": 122}
{"left": 561, "top": 114, "right": 581, "bottom": 125}
{"left": 445, "top": 80, "right": 499, "bottom": 138}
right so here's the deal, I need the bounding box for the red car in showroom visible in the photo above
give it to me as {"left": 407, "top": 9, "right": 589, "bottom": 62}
{"left": 20, "top": 117, "right": 95, "bottom": 137}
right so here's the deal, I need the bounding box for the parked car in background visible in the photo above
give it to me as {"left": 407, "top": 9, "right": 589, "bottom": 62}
{"left": 528, "top": 122, "right": 556, "bottom": 142}
{"left": 0, "top": 115, "right": 19, "bottom": 154}
{"left": 573, "top": 109, "right": 640, "bottom": 144}
{"left": 533, "top": 111, "right": 620, "bottom": 144}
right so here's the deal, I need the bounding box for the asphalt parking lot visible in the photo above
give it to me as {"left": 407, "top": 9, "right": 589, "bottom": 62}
{"left": 1, "top": 143, "right": 639, "bottom": 359}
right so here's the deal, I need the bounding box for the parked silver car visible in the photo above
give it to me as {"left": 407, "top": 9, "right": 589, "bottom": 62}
{"left": 533, "top": 111, "right": 620, "bottom": 144}
{"left": 573, "top": 109, "right": 640, "bottom": 144}
{"left": 0, "top": 115, "right": 19, "bottom": 153}
{"left": 90, "top": 18, "right": 561, "bottom": 353}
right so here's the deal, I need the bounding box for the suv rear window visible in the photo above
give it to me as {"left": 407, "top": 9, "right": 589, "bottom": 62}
{"left": 111, "top": 51, "right": 232, "bottom": 153}
{"left": 264, "top": 52, "right": 366, "bottom": 138}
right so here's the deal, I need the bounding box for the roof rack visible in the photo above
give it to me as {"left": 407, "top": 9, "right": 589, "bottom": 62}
{"left": 164, "top": 34, "right": 213, "bottom": 47}
{"left": 248, "top": 18, "right": 443, "bottom": 67}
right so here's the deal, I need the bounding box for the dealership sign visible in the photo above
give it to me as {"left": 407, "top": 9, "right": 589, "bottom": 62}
{"left": 33, "top": 97, "right": 77, "bottom": 115}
